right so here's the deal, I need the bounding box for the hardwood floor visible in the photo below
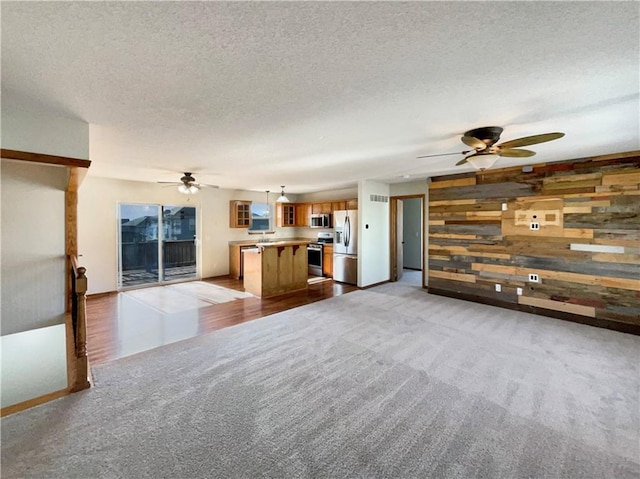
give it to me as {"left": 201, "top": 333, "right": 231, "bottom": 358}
{"left": 86, "top": 276, "right": 358, "bottom": 366}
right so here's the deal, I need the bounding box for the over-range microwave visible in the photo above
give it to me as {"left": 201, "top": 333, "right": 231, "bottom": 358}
{"left": 310, "top": 213, "right": 331, "bottom": 229}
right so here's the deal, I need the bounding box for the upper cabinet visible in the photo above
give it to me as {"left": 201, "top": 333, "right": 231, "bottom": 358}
{"left": 296, "top": 203, "right": 311, "bottom": 227}
{"left": 311, "top": 202, "right": 332, "bottom": 214}
{"left": 239, "top": 198, "right": 357, "bottom": 229}
{"left": 276, "top": 203, "right": 296, "bottom": 227}
{"left": 230, "top": 200, "right": 252, "bottom": 228}
{"left": 331, "top": 200, "right": 346, "bottom": 212}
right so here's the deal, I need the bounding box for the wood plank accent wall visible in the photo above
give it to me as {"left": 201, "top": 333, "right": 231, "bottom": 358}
{"left": 428, "top": 152, "right": 640, "bottom": 334}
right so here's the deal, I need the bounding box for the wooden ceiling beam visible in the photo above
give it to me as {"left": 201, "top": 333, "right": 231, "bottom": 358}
{"left": 1, "top": 148, "right": 91, "bottom": 168}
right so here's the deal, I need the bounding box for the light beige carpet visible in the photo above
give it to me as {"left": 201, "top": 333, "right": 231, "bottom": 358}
{"left": 3, "top": 283, "right": 638, "bottom": 478}
{"left": 123, "top": 281, "right": 253, "bottom": 314}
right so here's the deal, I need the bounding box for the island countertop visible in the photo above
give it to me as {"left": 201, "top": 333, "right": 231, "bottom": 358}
{"left": 254, "top": 239, "right": 313, "bottom": 247}
{"left": 228, "top": 237, "right": 314, "bottom": 246}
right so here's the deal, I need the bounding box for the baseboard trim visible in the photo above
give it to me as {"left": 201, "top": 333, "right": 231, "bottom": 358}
{"left": 428, "top": 287, "right": 640, "bottom": 336}
{"left": 361, "top": 280, "right": 389, "bottom": 289}
{"left": 1, "top": 388, "right": 69, "bottom": 418}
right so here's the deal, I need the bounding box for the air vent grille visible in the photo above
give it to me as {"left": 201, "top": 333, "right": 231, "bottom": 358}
{"left": 369, "top": 194, "right": 388, "bottom": 203}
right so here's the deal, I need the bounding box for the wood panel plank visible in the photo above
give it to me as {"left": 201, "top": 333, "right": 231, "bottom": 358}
{"left": 562, "top": 228, "right": 594, "bottom": 239}
{"left": 429, "top": 233, "right": 478, "bottom": 240}
{"left": 601, "top": 170, "right": 640, "bottom": 186}
{"left": 518, "top": 296, "right": 596, "bottom": 317}
{"left": 428, "top": 270, "right": 477, "bottom": 283}
{"left": 429, "top": 177, "right": 476, "bottom": 189}
{"left": 429, "top": 199, "right": 477, "bottom": 207}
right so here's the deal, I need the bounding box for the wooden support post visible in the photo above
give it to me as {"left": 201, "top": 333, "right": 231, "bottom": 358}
{"left": 71, "top": 266, "right": 90, "bottom": 392}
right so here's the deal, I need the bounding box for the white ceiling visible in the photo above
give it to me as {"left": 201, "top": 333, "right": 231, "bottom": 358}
{"left": 2, "top": 2, "right": 638, "bottom": 193}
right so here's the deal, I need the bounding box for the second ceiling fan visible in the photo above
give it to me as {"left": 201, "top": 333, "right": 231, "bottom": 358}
{"left": 158, "top": 172, "right": 218, "bottom": 194}
{"left": 418, "top": 126, "right": 565, "bottom": 170}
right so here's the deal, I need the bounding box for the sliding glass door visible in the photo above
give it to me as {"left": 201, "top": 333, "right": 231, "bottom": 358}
{"left": 118, "top": 204, "right": 197, "bottom": 289}
{"left": 161, "top": 205, "right": 197, "bottom": 282}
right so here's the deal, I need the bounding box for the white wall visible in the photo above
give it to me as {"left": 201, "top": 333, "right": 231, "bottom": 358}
{"left": 0, "top": 99, "right": 90, "bottom": 407}
{"left": 358, "top": 180, "right": 390, "bottom": 287}
{"left": 296, "top": 186, "right": 358, "bottom": 203}
{"left": 78, "top": 176, "right": 308, "bottom": 294}
{"left": 1, "top": 160, "right": 68, "bottom": 335}
{"left": 1, "top": 97, "right": 89, "bottom": 159}
{"left": 402, "top": 198, "right": 422, "bottom": 269}
{"left": 1, "top": 324, "right": 67, "bottom": 408}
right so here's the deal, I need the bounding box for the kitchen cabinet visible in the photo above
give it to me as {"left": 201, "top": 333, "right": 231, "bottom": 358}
{"left": 276, "top": 203, "right": 296, "bottom": 227}
{"left": 229, "top": 244, "right": 259, "bottom": 279}
{"left": 346, "top": 198, "right": 358, "bottom": 210}
{"left": 312, "top": 202, "right": 332, "bottom": 214}
{"left": 229, "top": 244, "right": 242, "bottom": 279}
{"left": 331, "top": 201, "right": 346, "bottom": 212}
{"left": 322, "top": 244, "right": 333, "bottom": 277}
{"left": 230, "top": 200, "right": 252, "bottom": 228}
{"left": 296, "top": 203, "right": 311, "bottom": 227}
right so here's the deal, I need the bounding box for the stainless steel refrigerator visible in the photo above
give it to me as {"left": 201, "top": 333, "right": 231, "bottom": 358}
{"left": 333, "top": 210, "right": 358, "bottom": 285}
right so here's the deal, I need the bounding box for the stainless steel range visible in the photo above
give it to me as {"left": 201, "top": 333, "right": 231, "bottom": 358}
{"left": 307, "top": 243, "right": 323, "bottom": 276}
{"left": 307, "top": 232, "right": 333, "bottom": 276}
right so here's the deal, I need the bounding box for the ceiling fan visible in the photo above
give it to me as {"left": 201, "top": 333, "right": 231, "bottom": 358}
{"left": 158, "top": 172, "right": 218, "bottom": 194}
{"left": 417, "top": 126, "right": 565, "bottom": 170}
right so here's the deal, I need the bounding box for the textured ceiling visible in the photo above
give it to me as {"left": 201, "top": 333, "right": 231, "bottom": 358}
{"left": 2, "top": 2, "right": 639, "bottom": 193}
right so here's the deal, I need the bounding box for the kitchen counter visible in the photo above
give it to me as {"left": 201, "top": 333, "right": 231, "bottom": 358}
{"left": 255, "top": 240, "right": 313, "bottom": 247}
{"left": 243, "top": 241, "right": 309, "bottom": 298}
{"left": 228, "top": 237, "right": 314, "bottom": 246}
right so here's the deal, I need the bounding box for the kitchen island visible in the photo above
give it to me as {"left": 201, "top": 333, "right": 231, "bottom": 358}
{"left": 243, "top": 240, "right": 311, "bottom": 298}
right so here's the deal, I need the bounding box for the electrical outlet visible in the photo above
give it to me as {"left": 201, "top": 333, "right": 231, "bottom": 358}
{"left": 528, "top": 273, "right": 540, "bottom": 283}
{"left": 530, "top": 222, "right": 540, "bottom": 231}
{"left": 495, "top": 284, "right": 501, "bottom": 292}
{"left": 517, "top": 287, "right": 523, "bottom": 295}
{"left": 501, "top": 203, "right": 508, "bottom": 211}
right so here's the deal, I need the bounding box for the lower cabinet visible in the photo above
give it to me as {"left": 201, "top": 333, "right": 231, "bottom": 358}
{"left": 323, "top": 245, "right": 333, "bottom": 277}
{"left": 229, "top": 245, "right": 242, "bottom": 279}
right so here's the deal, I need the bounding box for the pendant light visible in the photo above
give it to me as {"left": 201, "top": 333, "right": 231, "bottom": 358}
{"left": 276, "top": 185, "right": 290, "bottom": 203}
{"left": 265, "top": 190, "right": 270, "bottom": 213}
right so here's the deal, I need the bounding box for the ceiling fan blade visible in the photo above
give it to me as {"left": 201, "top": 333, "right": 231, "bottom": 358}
{"left": 497, "top": 132, "right": 565, "bottom": 149}
{"left": 455, "top": 156, "right": 470, "bottom": 166}
{"left": 416, "top": 152, "right": 465, "bottom": 159}
{"left": 158, "top": 181, "right": 180, "bottom": 184}
{"left": 497, "top": 148, "right": 536, "bottom": 158}
{"left": 461, "top": 136, "right": 487, "bottom": 150}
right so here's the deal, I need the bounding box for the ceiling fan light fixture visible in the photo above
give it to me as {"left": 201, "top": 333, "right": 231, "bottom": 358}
{"left": 178, "top": 183, "right": 199, "bottom": 194}
{"left": 467, "top": 154, "right": 499, "bottom": 171}
{"left": 276, "top": 186, "right": 290, "bottom": 203}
